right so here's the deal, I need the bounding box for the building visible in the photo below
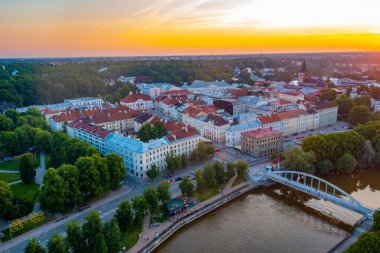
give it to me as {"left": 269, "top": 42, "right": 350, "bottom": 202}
{"left": 225, "top": 120, "right": 262, "bottom": 147}
{"left": 67, "top": 121, "right": 110, "bottom": 155}
{"left": 314, "top": 102, "right": 338, "bottom": 128}
{"left": 371, "top": 98, "right": 380, "bottom": 112}
{"left": 92, "top": 109, "right": 142, "bottom": 133}
{"left": 186, "top": 80, "right": 235, "bottom": 94}
{"left": 241, "top": 128, "right": 282, "bottom": 158}
{"left": 257, "top": 114, "right": 283, "bottom": 133}
{"left": 278, "top": 91, "right": 304, "bottom": 103}
{"left": 120, "top": 94, "right": 153, "bottom": 110}
{"left": 350, "top": 86, "right": 358, "bottom": 99}
{"left": 277, "top": 109, "right": 319, "bottom": 136}
{"left": 213, "top": 99, "right": 245, "bottom": 116}
{"left": 138, "top": 83, "right": 178, "bottom": 99}
{"left": 298, "top": 60, "right": 308, "bottom": 84}
{"left": 201, "top": 113, "right": 230, "bottom": 143}
{"left": 64, "top": 97, "right": 104, "bottom": 108}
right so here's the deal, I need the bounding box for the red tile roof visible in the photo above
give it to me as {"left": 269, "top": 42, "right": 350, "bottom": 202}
{"left": 203, "top": 113, "right": 229, "bottom": 126}
{"left": 183, "top": 106, "right": 204, "bottom": 118}
{"left": 120, "top": 94, "right": 152, "bottom": 103}
{"left": 198, "top": 105, "right": 217, "bottom": 114}
{"left": 314, "top": 101, "right": 338, "bottom": 110}
{"left": 166, "top": 126, "right": 199, "bottom": 141}
{"left": 241, "top": 128, "right": 281, "bottom": 138}
{"left": 257, "top": 114, "right": 281, "bottom": 124}
{"left": 68, "top": 121, "right": 110, "bottom": 139}
{"left": 280, "top": 91, "right": 302, "bottom": 96}
{"left": 277, "top": 109, "right": 309, "bottom": 120}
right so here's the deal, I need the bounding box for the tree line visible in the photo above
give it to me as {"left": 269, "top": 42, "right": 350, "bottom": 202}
{"left": 137, "top": 122, "right": 167, "bottom": 142}
{"left": 24, "top": 181, "right": 172, "bottom": 253}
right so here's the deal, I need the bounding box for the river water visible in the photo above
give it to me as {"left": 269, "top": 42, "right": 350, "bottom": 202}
{"left": 155, "top": 168, "right": 380, "bottom": 253}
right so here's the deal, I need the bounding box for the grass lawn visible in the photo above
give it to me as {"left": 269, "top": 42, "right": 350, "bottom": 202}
{"left": 122, "top": 224, "right": 142, "bottom": 249}
{"left": 10, "top": 182, "right": 39, "bottom": 203}
{"left": 0, "top": 159, "right": 18, "bottom": 171}
{"left": 0, "top": 173, "right": 20, "bottom": 183}
{"left": 1, "top": 215, "right": 53, "bottom": 242}
{"left": 193, "top": 182, "right": 227, "bottom": 202}
{"left": 232, "top": 176, "right": 246, "bottom": 187}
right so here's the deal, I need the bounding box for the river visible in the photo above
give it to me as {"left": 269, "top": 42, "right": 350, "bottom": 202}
{"left": 155, "top": 168, "right": 380, "bottom": 253}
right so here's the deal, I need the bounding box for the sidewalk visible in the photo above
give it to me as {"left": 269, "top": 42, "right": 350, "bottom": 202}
{"left": 130, "top": 175, "right": 245, "bottom": 253}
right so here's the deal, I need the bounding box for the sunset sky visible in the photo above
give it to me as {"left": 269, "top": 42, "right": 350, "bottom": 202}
{"left": 1, "top": 0, "right": 380, "bottom": 58}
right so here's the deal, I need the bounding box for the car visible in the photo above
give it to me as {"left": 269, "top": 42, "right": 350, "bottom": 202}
{"left": 191, "top": 170, "right": 195, "bottom": 174}
{"left": 175, "top": 177, "right": 182, "bottom": 181}
{"left": 167, "top": 179, "right": 175, "bottom": 183}
{"left": 166, "top": 173, "right": 174, "bottom": 179}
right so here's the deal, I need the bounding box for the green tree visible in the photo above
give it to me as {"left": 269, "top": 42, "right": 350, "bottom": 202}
{"left": 372, "top": 133, "right": 380, "bottom": 153}
{"left": 34, "top": 130, "right": 51, "bottom": 152}
{"left": 153, "top": 121, "right": 167, "bottom": 138}
{"left": 373, "top": 210, "right": 380, "bottom": 231}
{"left": 47, "top": 233, "right": 68, "bottom": 253}
{"left": 75, "top": 157, "right": 102, "bottom": 197}
{"left": 236, "top": 160, "right": 248, "bottom": 178}
{"left": 143, "top": 187, "right": 159, "bottom": 212}
{"left": 345, "top": 232, "right": 380, "bottom": 253}
{"left": 315, "top": 159, "right": 334, "bottom": 175}
{"left": 355, "top": 121, "right": 380, "bottom": 141}
{"left": 132, "top": 195, "right": 148, "bottom": 225}
{"left": 226, "top": 162, "right": 236, "bottom": 179}
{"left": 202, "top": 163, "right": 216, "bottom": 187}
{"left": 105, "top": 153, "right": 126, "bottom": 190}
{"left": 354, "top": 95, "right": 371, "bottom": 108}
{"left": 189, "top": 149, "right": 199, "bottom": 163}
{"left": 334, "top": 95, "right": 355, "bottom": 120}
{"left": 18, "top": 153, "right": 38, "bottom": 184}
{"left": 115, "top": 200, "right": 134, "bottom": 232}
{"left": 213, "top": 161, "right": 225, "bottom": 184}
{"left": 0, "top": 181, "right": 14, "bottom": 218}
{"left": 4, "top": 109, "right": 19, "bottom": 124}
{"left": 156, "top": 181, "right": 171, "bottom": 203}
{"left": 282, "top": 147, "right": 316, "bottom": 174}
{"left": 39, "top": 168, "right": 68, "bottom": 212}
{"left": 195, "top": 169, "right": 206, "bottom": 191}
{"left": 93, "top": 233, "right": 107, "bottom": 253}
{"left": 0, "top": 114, "right": 14, "bottom": 131}
{"left": 336, "top": 153, "right": 357, "bottom": 173}
{"left": 349, "top": 105, "right": 370, "bottom": 126}
{"left": 146, "top": 164, "right": 159, "bottom": 181}
{"left": 358, "top": 140, "right": 376, "bottom": 169}
{"left": 320, "top": 89, "right": 337, "bottom": 101}
{"left": 179, "top": 176, "right": 194, "bottom": 197}
{"left": 166, "top": 151, "right": 177, "bottom": 173}
{"left": 103, "top": 218, "right": 122, "bottom": 253}
{"left": 181, "top": 154, "right": 188, "bottom": 168}
{"left": 57, "top": 164, "right": 82, "bottom": 208}
{"left": 137, "top": 123, "right": 153, "bottom": 142}
{"left": 66, "top": 220, "right": 85, "bottom": 253}
{"left": 82, "top": 211, "right": 102, "bottom": 250}
{"left": 206, "top": 144, "right": 216, "bottom": 156}
{"left": 25, "top": 238, "right": 46, "bottom": 253}
{"left": 92, "top": 155, "right": 111, "bottom": 192}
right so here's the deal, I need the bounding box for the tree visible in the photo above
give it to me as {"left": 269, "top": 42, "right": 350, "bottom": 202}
{"left": 359, "top": 140, "right": 376, "bottom": 169}
{"left": 236, "top": 160, "right": 248, "bottom": 178}
{"left": 0, "top": 114, "right": 14, "bottom": 131}
{"left": 39, "top": 168, "right": 68, "bottom": 212}
{"left": 320, "top": 89, "right": 337, "bottom": 101}
{"left": 82, "top": 211, "right": 102, "bottom": 250}
{"left": 346, "top": 232, "right": 380, "bottom": 253}
{"left": 153, "top": 121, "right": 167, "bottom": 138}
{"left": 115, "top": 201, "right": 133, "bottom": 232}
{"left": 213, "top": 161, "right": 225, "bottom": 184}
{"left": 137, "top": 123, "right": 153, "bottom": 142}
{"left": 372, "top": 133, "right": 380, "bottom": 153}
{"left": 315, "top": 160, "right": 334, "bottom": 175}
{"left": 47, "top": 233, "right": 68, "bottom": 253}
{"left": 25, "top": 238, "right": 46, "bottom": 253}
{"left": 93, "top": 233, "right": 107, "bottom": 253}
{"left": 195, "top": 169, "right": 206, "bottom": 191}
{"left": 189, "top": 149, "right": 199, "bottom": 163}
{"left": 57, "top": 164, "right": 82, "bottom": 209}
{"left": 143, "top": 187, "right": 159, "bottom": 212}
{"left": 166, "top": 151, "right": 178, "bottom": 173}
{"left": 34, "top": 130, "right": 51, "bottom": 152}
{"left": 354, "top": 95, "right": 371, "bottom": 108}
{"left": 146, "top": 164, "right": 159, "bottom": 181}
{"left": 181, "top": 154, "right": 188, "bottom": 168}
{"left": 349, "top": 105, "right": 370, "bottom": 126}
{"left": 92, "top": 155, "right": 111, "bottom": 192}
{"left": 334, "top": 95, "right": 355, "bottom": 120}
{"left": 156, "top": 181, "right": 171, "bottom": 203}
{"left": 179, "top": 176, "right": 194, "bottom": 197}
{"left": 226, "top": 162, "right": 236, "bottom": 179}
{"left": 373, "top": 210, "right": 380, "bottom": 231}
{"left": 202, "top": 163, "right": 216, "bottom": 187}
{"left": 18, "top": 153, "right": 38, "bottom": 184}
{"left": 355, "top": 121, "right": 380, "bottom": 141}
{"left": 0, "top": 181, "right": 13, "bottom": 218}
{"left": 282, "top": 147, "right": 316, "bottom": 174}
{"left": 197, "top": 141, "right": 208, "bottom": 160}
{"left": 66, "top": 220, "right": 85, "bottom": 253}
{"left": 103, "top": 218, "right": 122, "bottom": 253}
{"left": 105, "top": 153, "right": 126, "bottom": 190}
{"left": 132, "top": 195, "right": 148, "bottom": 225}
{"left": 336, "top": 153, "right": 357, "bottom": 173}
{"left": 75, "top": 157, "right": 102, "bottom": 197}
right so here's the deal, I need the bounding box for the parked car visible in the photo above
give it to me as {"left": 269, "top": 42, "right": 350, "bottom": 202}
{"left": 175, "top": 177, "right": 182, "bottom": 181}
{"left": 167, "top": 179, "right": 175, "bottom": 183}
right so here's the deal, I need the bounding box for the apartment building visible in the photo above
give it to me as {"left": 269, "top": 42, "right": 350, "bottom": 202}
{"left": 120, "top": 94, "right": 153, "bottom": 110}
{"left": 241, "top": 128, "right": 282, "bottom": 158}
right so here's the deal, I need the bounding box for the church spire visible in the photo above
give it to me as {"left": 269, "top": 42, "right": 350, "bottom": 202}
{"left": 299, "top": 60, "right": 308, "bottom": 73}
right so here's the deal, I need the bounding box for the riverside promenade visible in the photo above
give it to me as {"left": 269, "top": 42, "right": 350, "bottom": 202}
{"left": 130, "top": 176, "right": 257, "bottom": 253}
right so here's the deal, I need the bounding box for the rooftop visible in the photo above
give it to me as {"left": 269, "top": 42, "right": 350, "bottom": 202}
{"left": 241, "top": 127, "right": 281, "bottom": 139}
{"left": 226, "top": 120, "right": 262, "bottom": 132}
{"left": 120, "top": 94, "right": 152, "bottom": 103}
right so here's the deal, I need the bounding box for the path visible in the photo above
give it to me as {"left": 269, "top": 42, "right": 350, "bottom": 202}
{"left": 131, "top": 175, "right": 244, "bottom": 253}
{"left": 33, "top": 152, "right": 46, "bottom": 212}
{"left": 0, "top": 170, "right": 19, "bottom": 174}
{"left": 8, "top": 180, "right": 21, "bottom": 185}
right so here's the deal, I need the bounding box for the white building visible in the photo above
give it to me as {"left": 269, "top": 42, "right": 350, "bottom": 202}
{"left": 120, "top": 94, "right": 153, "bottom": 110}
{"left": 278, "top": 91, "right": 304, "bottom": 103}
{"left": 64, "top": 97, "right": 104, "bottom": 108}
{"left": 225, "top": 120, "right": 262, "bottom": 147}
{"left": 138, "top": 83, "right": 178, "bottom": 99}
{"left": 314, "top": 102, "right": 338, "bottom": 128}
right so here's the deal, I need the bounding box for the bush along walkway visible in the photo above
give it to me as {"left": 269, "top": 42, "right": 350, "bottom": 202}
{"left": 130, "top": 175, "right": 250, "bottom": 253}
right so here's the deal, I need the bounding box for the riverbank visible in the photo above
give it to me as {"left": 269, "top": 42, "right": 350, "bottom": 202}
{"left": 130, "top": 178, "right": 257, "bottom": 253}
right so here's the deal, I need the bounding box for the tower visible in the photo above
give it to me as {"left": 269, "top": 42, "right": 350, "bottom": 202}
{"left": 298, "top": 60, "right": 308, "bottom": 84}
{"left": 350, "top": 86, "right": 358, "bottom": 99}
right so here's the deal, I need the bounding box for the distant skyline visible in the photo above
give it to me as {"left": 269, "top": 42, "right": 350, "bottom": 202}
{"left": 1, "top": 0, "right": 380, "bottom": 58}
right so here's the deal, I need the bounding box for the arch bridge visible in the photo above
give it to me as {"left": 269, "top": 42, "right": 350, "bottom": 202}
{"left": 263, "top": 171, "right": 374, "bottom": 220}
